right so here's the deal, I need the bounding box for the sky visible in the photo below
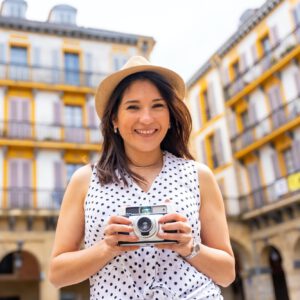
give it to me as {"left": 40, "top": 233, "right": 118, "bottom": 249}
{"left": 19, "top": 0, "right": 267, "bottom": 81}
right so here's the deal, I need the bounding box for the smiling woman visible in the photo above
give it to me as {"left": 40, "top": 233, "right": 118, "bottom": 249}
{"left": 49, "top": 56, "right": 235, "bottom": 300}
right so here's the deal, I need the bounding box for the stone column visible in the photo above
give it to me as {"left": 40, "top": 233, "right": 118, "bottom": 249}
{"left": 40, "top": 278, "right": 60, "bottom": 300}
{"left": 250, "top": 267, "right": 275, "bottom": 300}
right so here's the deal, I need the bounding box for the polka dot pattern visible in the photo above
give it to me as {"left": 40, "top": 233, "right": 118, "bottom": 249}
{"left": 84, "top": 151, "right": 223, "bottom": 299}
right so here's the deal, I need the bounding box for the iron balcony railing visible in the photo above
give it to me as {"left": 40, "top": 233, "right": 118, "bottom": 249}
{"left": 239, "top": 169, "right": 300, "bottom": 214}
{"left": 0, "top": 120, "right": 103, "bottom": 144}
{"left": 224, "top": 25, "right": 300, "bottom": 100}
{"left": 0, "top": 188, "right": 65, "bottom": 210}
{"left": 231, "top": 95, "right": 300, "bottom": 153}
{"left": 0, "top": 62, "right": 107, "bottom": 87}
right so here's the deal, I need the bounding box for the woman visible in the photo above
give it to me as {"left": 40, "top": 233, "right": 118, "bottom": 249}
{"left": 49, "top": 56, "right": 235, "bottom": 299}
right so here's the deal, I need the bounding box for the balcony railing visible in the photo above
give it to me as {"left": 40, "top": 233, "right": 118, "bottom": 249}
{"left": 0, "top": 188, "right": 65, "bottom": 210}
{"left": 231, "top": 95, "right": 300, "bottom": 153}
{"left": 0, "top": 120, "right": 103, "bottom": 144}
{"left": 0, "top": 62, "right": 107, "bottom": 87}
{"left": 239, "top": 169, "right": 300, "bottom": 214}
{"left": 224, "top": 25, "right": 300, "bottom": 100}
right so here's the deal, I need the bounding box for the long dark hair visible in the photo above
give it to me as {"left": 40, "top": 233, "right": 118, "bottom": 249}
{"left": 95, "top": 71, "right": 193, "bottom": 185}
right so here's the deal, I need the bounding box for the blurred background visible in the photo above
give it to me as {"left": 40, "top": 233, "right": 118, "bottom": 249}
{"left": 0, "top": 0, "right": 299, "bottom": 299}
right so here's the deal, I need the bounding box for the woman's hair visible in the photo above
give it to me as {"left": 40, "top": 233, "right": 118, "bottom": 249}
{"left": 95, "top": 71, "right": 194, "bottom": 185}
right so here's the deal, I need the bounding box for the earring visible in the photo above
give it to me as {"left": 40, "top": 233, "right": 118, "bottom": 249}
{"left": 114, "top": 127, "right": 118, "bottom": 134}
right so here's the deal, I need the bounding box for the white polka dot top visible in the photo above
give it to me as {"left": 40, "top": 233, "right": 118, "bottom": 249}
{"left": 84, "top": 151, "right": 223, "bottom": 300}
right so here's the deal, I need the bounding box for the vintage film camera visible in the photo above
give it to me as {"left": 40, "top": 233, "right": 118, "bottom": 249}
{"left": 118, "top": 204, "right": 178, "bottom": 246}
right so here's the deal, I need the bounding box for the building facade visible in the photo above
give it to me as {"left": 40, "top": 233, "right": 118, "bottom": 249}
{"left": 0, "top": 1, "right": 154, "bottom": 299}
{"left": 187, "top": 0, "right": 300, "bottom": 299}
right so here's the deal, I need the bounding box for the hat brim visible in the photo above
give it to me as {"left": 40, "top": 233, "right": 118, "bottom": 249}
{"left": 95, "top": 64, "right": 186, "bottom": 119}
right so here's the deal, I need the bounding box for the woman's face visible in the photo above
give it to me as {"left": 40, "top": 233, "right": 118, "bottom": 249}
{"left": 113, "top": 79, "right": 170, "bottom": 157}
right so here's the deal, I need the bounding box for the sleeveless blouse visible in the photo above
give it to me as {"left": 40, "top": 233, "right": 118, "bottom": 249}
{"left": 84, "top": 151, "right": 223, "bottom": 299}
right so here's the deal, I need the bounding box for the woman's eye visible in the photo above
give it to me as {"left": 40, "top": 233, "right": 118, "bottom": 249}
{"left": 126, "top": 105, "right": 139, "bottom": 110}
{"left": 153, "top": 103, "right": 165, "bottom": 108}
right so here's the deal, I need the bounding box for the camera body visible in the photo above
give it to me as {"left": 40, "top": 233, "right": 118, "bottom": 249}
{"left": 118, "top": 204, "right": 178, "bottom": 246}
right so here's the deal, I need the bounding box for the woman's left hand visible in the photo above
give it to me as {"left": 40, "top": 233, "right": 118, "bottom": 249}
{"left": 155, "top": 213, "right": 193, "bottom": 257}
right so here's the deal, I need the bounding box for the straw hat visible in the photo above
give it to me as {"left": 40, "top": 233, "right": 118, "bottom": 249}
{"left": 95, "top": 56, "right": 186, "bottom": 118}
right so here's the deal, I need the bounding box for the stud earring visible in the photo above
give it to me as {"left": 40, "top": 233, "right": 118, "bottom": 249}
{"left": 114, "top": 127, "right": 118, "bottom": 134}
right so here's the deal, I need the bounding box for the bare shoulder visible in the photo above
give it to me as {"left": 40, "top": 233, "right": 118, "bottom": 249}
{"left": 194, "top": 161, "right": 215, "bottom": 184}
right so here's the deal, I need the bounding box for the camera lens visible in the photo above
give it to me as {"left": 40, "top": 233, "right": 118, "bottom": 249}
{"left": 137, "top": 217, "right": 153, "bottom": 233}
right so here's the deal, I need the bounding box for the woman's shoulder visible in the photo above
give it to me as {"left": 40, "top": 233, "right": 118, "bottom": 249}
{"left": 68, "top": 164, "right": 93, "bottom": 195}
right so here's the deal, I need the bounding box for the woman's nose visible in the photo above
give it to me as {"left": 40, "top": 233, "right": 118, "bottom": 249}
{"left": 139, "top": 109, "right": 154, "bottom": 123}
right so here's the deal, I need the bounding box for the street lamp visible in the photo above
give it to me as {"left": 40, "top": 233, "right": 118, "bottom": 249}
{"left": 14, "top": 240, "right": 24, "bottom": 271}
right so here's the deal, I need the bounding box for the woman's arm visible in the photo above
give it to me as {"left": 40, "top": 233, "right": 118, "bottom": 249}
{"left": 48, "top": 165, "right": 139, "bottom": 289}
{"left": 156, "top": 163, "right": 235, "bottom": 287}
{"left": 187, "top": 163, "right": 235, "bottom": 287}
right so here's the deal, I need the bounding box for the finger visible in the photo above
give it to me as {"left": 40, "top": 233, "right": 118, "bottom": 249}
{"left": 107, "top": 215, "right": 132, "bottom": 225}
{"left": 104, "top": 224, "right": 133, "bottom": 235}
{"left": 158, "top": 232, "right": 191, "bottom": 243}
{"left": 161, "top": 221, "right": 191, "bottom": 233}
{"left": 159, "top": 213, "right": 187, "bottom": 223}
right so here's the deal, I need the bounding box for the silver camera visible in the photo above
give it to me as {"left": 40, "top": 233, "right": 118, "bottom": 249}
{"left": 118, "top": 204, "right": 178, "bottom": 246}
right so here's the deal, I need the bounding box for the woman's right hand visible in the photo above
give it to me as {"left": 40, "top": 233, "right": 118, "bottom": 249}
{"left": 102, "top": 215, "right": 140, "bottom": 256}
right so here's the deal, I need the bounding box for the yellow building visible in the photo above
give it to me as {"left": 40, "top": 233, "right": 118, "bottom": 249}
{"left": 187, "top": 0, "right": 300, "bottom": 299}
{"left": 0, "top": 0, "right": 154, "bottom": 299}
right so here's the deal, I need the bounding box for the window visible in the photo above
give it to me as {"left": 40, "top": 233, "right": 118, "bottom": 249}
{"left": 64, "top": 105, "right": 85, "bottom": 143}
{"left": 202, "top": 90, "right": 212, "bottom": 121}
{"left": 261, "top": 35, "right": 272, "bottom": 55}
{"left": 241, "top": 110, "right": 250, "bottom": 129}
{"left": 232, "top": 61, "right": 240, "bottom": 79}
{"left": 64, "top": 52, "right": 80, "bottom": 85}
{"left": 208, "top": 134, "right": 219, "bottom": 169}
{"left": 10, "top": 46, "right": 28, "bottom": 80}
{"left": 282, "top": 148, "right": 295, "bottom": 175}
{"left": 10, "top": 46, "right": 27, "bottom": 65}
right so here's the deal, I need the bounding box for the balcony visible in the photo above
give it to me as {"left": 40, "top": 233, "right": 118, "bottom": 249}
{"left": 224, "top": 25, "right": 300, "bottom": 102}
{"left": 0, "top": 120, "right": 102, "bottom": 146}
{"left": 0, "top": 62, "right": 107, "bottom": 88}
{"left": 239, "top": 169, "right": 300, "bottom": 215}
{"left": 231, "top": 95, "right": 300, "bottom": 154}
{"left": 0, "top": 188, "right": 65, "bottom": 210}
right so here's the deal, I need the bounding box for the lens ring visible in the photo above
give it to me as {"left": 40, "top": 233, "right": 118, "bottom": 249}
{"left": 137, "top": 217, "right": 153, "bottom": 233}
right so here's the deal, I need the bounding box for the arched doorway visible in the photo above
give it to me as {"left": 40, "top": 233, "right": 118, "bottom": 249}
{"left": 0, "top": 251, "right": 40, "bottom": 300}
{"left": 268, "top": 246, "right": 289, "bottom": 300}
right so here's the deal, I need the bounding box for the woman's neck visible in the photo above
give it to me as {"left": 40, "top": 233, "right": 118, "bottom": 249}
{"left": 126, "top": 149, "right": 164, "bottom": 168}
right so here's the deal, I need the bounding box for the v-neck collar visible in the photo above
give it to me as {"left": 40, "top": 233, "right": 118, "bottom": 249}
{"left": 128, "top": 151, "right": 168, "bottom": 194}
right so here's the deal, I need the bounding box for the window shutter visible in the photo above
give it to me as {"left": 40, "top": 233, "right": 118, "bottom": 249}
{"left": 88, "top": 105, "right": 97, "bottom": 128}
{"left": 294, "top": 71, "right": 300, "bottom": 96}
{"left": 248, "top": 101, "right": 257, "bottom": 126}
{"left": 0, "top": 43, "right": 5, "bottom": 62}
{"left": 32, "top": 47, "right": 41, "bottom": 66}
{"left": 228, "top": 109, "right": 238, "bottom": 138}
{"left": 207, "top": 82, "right": 217, "bottom": 117}
{"left": 215, "top": 128, "right": 225, "bottom": 165}
{"left": 9, "top": 160, "right": 19, "bottom": 187}
{"left": 271, "top": 152, "right": 281, "bottom": 179}
{"left": 22, "top": 160, "right": 31, "bottom": 188}
{"left": 194, "top": 93, "right": 202, "bottom": 129}
{"left": 291, "top": 139, "right": 300, "bottom": 170}
{"left": 21, "top": 100, "right": 30, "bottom": 122}
{"left": 53, "top": 101, "right": 62, "bottom": 125}
{"left": 270, "top": 26, "right": 279, "bottom": 46}
{"left": 239, "top": 53, "right": 247, "bottom": 74}
{"left": 251, "top": 44, "right": 258, "bottom": 64}
{"left": 200, "top": 140, "right": 208, "bottom": 165}
{"left": 222, "top": 67, "right": 230, "bottom": 86}
{"left": 54, "top": 161, "right": 65, "bottom": 188}
{"left": 9, "top": 98, "right": 19, "bottom": 120}
{"left": 52, "top": 49, "right": 60, "bottom": 83}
